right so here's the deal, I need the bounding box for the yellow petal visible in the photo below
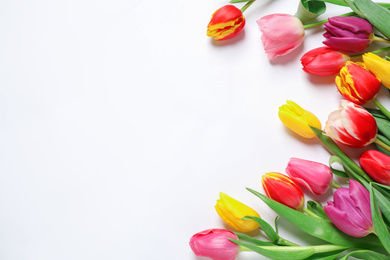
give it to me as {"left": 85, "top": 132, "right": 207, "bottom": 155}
{"left": 363, "top": 53, "right": 390, "bottom": 89}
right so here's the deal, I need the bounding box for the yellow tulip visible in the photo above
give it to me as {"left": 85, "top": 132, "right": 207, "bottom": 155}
{"left": 363, "top": 52, "right": 390, "bottom": 89}
{"left": 215, "top": 192, "right": 260, "bottom": 232}
{"left": 278, "top": 100, "right": 321, "bottom": 138}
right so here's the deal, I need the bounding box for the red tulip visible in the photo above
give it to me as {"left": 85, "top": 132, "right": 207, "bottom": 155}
{"left": 300, "top": 47, "right": 350, "bottom": 76}
{"left": 261, "top": 172, "right": 304, "bottom": 210}
{"left": 207, "top": 5, "right": 245, "bottom": 41}
{"left": 359, "top": 149, "right": 390, "bottom": 185}
{"left": 324, "top": 100, "right": 377, "bottom": 147}
{"left": 336, "top": 61, "right": 381, "bottom": 105}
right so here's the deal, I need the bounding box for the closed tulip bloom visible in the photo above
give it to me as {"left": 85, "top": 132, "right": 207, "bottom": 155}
{"left": 286, "top": 158, "right": 333, "bottom": 195}
{"left": 324, "top": 180, "right": 374, "bottom": 237}
{"left": 257, "top": 14, "right": 305, "bottom": 60}
{"left": 359, "top": 149, "right": 390, "bottom": 185}
{"left": 278, "top": 100, "right": 321, "bottom": 138}
{"left": 323, "top": 17, "right": 373, "bottom": 53}
{"left": 324, "top": 100, "right": 377, "bottom": 147}
{"left": 261, "top": 172, "right": 305, "bottom": 211}
{"left": 215, "top": 192, "right": 260, "bottom": 232}
{"left": 335, "top": 61, "right": 381, "bottom": 105}
{"left": 363, "top": 52, "right": 390, "bottom": 89}
{"left": 189, "top": 229, "right": 239, "bottom": 260}
{"left": 207, "top": 5, "right": 245, "bottom": 41}
{"left": 300, "top": 47, "right": 350, "bottom": 76}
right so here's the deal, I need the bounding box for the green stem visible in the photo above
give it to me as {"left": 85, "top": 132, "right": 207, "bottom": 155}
{"left": 372, "top": 35, "right": 390, "bottom": 44}
{"left": 303, "top": 207, "right": 321, "bottom": 218}
{"left": 240, "top": 0, "right": 256, "bottom": 13}
{"left": 303, "top": 12, "right": 355, "bottom": 29}
{"left": 372, "top": 98, "right": 390, "bottom": 121}
{"left": 374, "top": 137, "right": 390, "bottom": 153}
{"left": 350, "top": 45, "right": 390, "bottom": 59}
{"left": 276, "top": 237, "right": 299, "bottom": 246}
{"left": 332, "top": 182, "right": 342, "bottom": 188}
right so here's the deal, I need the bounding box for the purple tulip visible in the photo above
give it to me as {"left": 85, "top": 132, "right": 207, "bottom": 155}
{"left": 324, "top": 180, "right": 374, "bottom": 237}
{"left": 323, "top": 17, "right": 373, "bottom": 53}
{"left": 189, "top": 229, "right": 239, "bottom": 260}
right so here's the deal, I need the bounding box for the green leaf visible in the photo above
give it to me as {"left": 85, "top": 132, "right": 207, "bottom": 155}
{"left": 371, "top": 183, "right": 390, "bottom": 224}
{"left": 375, "top": 135, "right": 390, "bottom": 157}
{"left": 295, "top": 0, "right": 326, "bottom": 23}
{"left": 304, "top": 250, "right": 347, "bottom": 260}
{"left": 329, "top": 155, "right": 349, "bottom": 178}
{"left": 247, "top": 187, "right": 383, "bottom": 249}
{"left": 235, "top": 232, "right": 276, "bottom": 246}
{"left": 374, "top": 117, "right": 390, "bottom": 140}
{"left": 307, "top": 201, "right": 331, "bottom": 221}
{"left": 352, "top": 0, "right": 390, "bottom": 39}
{"left": 338, "top": 249, "right": 390, "bottom": 260}
{"left": 366, "top": 108, "right": 387, "bottom": 120}
{"left": 242, "top": 216, "right": 279, "bottom": 242}
{"left": 369, "top": 184, "right": 390, "bottom": 254}
{"left": 231, "top": 239, "right": 316, "bottom": 260}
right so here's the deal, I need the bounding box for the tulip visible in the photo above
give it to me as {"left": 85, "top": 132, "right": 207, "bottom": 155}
{"left": 324, "top": 100, "right": 377, "bottom": 147}
{"left": 257, "top": 14, "right": 305, "bottom": 60}
{"left": 286, "top": 158, "right": 333, "bottom": 195}
{"left": 359, "top": 149, "right": 390, "bottom": 185}
{"left": 335, "top": 61, "right": 381, "bottom": 105}
{"left": 215, "top": 192, "right": 260, "bottom": 232}
{"left": 323, "top": 16, "right": 373, "bottom": 53}
{"left": 363, "top": 52, "right": 390, "bottom": 89}
{"left": 189, "top": 229, "right": 239, "bottom": 260}
{"left": 207, "top": 5, "right": 245, "bottom": 41}
{"left": 300, "top": 47, "right": 350, "bottom": 76}
{"left": 261, "top": 172, "right": 305, "bottom": 211}
{"left": 324, "top": 180, "right": 374, "bottom": 237}
{"left": 278, "top": 100, "right": 321, "bottom": 138}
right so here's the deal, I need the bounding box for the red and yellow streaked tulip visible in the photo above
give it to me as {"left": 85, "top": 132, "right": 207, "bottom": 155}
{"left": 324, "top": 100, "right": 377, "bottom": 147}
{"left": 207, "top": 5, "right": 245, "bottom": 41}
{"left": 261, "top": 172, "right": 305, "bottom": 211}
{"left": 278, "top": 100, "right": 321, "bottom": 138}
{"left": 363, "top": 52, "right": 390, "bottom": 89}
{"left": 359, "top": 149, "right": 390, "bottom": 185}
{"left": 335, "top": 61, "right": 381, "bottom": 105}
{"left": 215, "top": 192, "right": 260, "bottom": 232}
{"left": 300, "top": 47, "right": 350, "bottom": 76}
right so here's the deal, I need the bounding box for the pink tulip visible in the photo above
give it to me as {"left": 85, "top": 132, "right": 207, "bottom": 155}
{"left": 324, "top": 180, "right": 374, "bottom": 237}
{"left": 286, "top": 158, "right": 333, "bottom": 195}
{"left": 324, "top": 100, "right": 377, "bottom": 147}
{"left": 257, "top": 14, "right": 305, "bottom": 60}
{"left": 189, "top": 229, "right": 239, "bottom": 260}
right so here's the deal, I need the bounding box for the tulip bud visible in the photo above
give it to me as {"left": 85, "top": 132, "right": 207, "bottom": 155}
{"left": 324, "top": 180, "right": 374, "bottom": 237}
{"left": 363, "top": 52, "right": 390, "bottom": 89}
{"left": 257, "top": 14, "right": 305, "bottom": 60}
{"left": 335, "top": 61, "right": 381, "bottom": 105}
{"left": 323, "top": 16, "right": 373, "bottom": 53}
{"left": 215, "top": 192, "right": 260, "bottom": 232}
{"left": 278, "top": 100, "right": 321, "bottom": 138}
{"left": 359, "top": 149, "right": 390, "bottom": 185}
{"left": 286, "top": 158, "right": 333, "bottom": 195}
{"left": 261, "top": 172, "right": 305, "bottom": 211}
{"left": 207, "top": 5, "right": 245, "bottom": 41}
{"left": 189, "top": 229, "right": 239, "bottom": 260}
{"left": 300, "top": 47, "right": 350, "bottom": 76}
{"left": 324, "top": 100, "right": 377, "bottom": 147}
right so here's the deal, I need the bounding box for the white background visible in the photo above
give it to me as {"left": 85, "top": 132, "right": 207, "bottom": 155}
{"left": 1, "top": 0, "right": 389, "bottom": 259}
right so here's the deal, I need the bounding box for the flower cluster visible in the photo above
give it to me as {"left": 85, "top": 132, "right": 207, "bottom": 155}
{"left": 193, "top": 0, "right": 390, "bottom": 259}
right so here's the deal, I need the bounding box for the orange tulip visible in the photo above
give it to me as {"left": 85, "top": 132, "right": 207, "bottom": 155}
{"left": 207, "top": 5, "right": 245, "bottom": 41}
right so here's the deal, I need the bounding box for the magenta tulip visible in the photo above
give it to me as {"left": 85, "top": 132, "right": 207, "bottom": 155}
{"left": 323, "top": 17, "right": 373, "bottom": 53}
{"left": 286, "top": 158, "right": 333, "bottom": 195}
{"left": 257, "top": 14, "right": 304, "bottom": 60}
{"left": 300, "top": 47, "right": 350, "bottom": 76}
{"left": 359, "top": 149, "right": 390, "bottom": 185}
{"left": 324, "top": 100, "right": 377, "bottom": 147}
{"left": 324, "top": 180, "right": 374, "bottom": 237}
{"left": 189, "top": 229, "right": 239, "bottom": 260}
